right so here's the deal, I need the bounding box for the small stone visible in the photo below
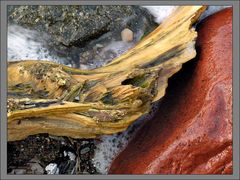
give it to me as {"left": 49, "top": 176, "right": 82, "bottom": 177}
{"left": 67, "top": 151, "right": 76, "bottom": 161}
{"left": 29, "top": 162, "right": 44, "bottom": 174}
{"left": 63, "top": 151, "right": 67, "bottom": 157}
{"left": 45, "top": 163, "right": 59, "bottom": 174}
{"left": 81, "top": 140, "right": 90, "bottom": 145}
{"left": 80, "top": 147, "right": 90, "bottom": 154}
{"left": 96, "top": 44, "right": 104, "bottom": 48}
{"left": 121, "top": 28, "right": 133, "bottom": 42}
{"left": 10, "top": 169, "right": 27, "bottom": 175}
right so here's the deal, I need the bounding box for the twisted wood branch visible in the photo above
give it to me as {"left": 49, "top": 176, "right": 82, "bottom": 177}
{"left": 7, "top": 6, "right": 206, "bottom": 141}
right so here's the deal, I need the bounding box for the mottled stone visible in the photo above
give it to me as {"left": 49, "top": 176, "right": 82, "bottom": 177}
{"left": 8, "top": 6, "right": 133, "bottom": 46}
{"left": 8, "top": 5, "right": 156, "bottom": 66}
{"left": 109, "top": 7, "right": 232, "bottom": 174}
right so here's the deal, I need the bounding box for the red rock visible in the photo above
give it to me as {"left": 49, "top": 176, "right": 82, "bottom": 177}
{"left": 109, "top": 7, "right": 233, "bottom": 174}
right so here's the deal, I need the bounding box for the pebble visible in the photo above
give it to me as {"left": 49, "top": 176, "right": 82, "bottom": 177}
{"left": 45, "top": 163, "right": 59, "bottom": 174}
{"left": 29, "top": 162, "right": 44, "bottom": 174}
{"left": 96, "top": 43, "right": 104, "bottom": 48}
{"left": 80, "top": 147, "right": 90, "bottom": 154}
{"left": 9, "top": 169, "right": 27, "bottom": 175}
{"left": 121, "top": 28, "right": 133, "bottom": 42}
{"left": 68, "top": 151, "right": 76, "bottom": 161}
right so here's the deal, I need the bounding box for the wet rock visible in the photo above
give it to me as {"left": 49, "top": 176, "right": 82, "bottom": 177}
{"left": 77, "top": 6, "right": 157, "bottom": 69}
{"left": 109, "top": 8, "right": 233, "bottom": 174}
{"left": 8, "top": 5, "right": 156, "bottom": 67}
{"left": 8, "top": 5, "right": 132, "bottom": 46}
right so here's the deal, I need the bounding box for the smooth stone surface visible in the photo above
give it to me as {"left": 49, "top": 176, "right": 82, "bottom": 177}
{"left": 121, "top": 28, "right": 134, "bottom": 42}
{"left": 109, "top": 7, "right": 232, "bottom": 174}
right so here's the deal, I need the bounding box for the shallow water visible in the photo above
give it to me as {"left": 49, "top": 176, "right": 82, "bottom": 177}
{"left": 7, "top": 5, "right": 230, "bottom": 174}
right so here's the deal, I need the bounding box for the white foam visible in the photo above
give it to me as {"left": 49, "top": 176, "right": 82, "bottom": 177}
{"left": 102, "top": 41, "right": 134, "bottom": 56}
{"left": 198, "top": 6, "right": 231, "bottom": 21}
{"left": 7, "top": 24, "right": 66, "bottom": 64}
{"left": 142, "top": 6, "right": 178, "bottom": 24}
{"left": 142, "top": 6, "right": 230, "bottom": 25}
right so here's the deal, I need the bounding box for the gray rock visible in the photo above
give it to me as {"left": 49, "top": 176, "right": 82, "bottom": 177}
{"left": 8, "top": 5, "right": 157, "bottom": 67}
{"left": 8, "top": 5, "right": 144, "bottom": 46}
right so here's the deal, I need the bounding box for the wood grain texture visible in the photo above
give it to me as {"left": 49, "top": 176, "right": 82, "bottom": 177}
{"left": 7, "top": 6, "right": 206, "bottom": 141}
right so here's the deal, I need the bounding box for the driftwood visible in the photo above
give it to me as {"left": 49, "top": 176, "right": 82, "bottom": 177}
{"left": 7, "top": 6, "right": 206, "bottom": 141}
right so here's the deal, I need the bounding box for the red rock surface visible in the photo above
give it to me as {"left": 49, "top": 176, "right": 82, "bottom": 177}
{"left": 109, "top": 7, "right": 233, "bottom": 174}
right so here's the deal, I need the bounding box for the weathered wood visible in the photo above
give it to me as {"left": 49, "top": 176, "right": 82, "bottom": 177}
{"left": 7, "top": 6, "right": 206, "bottom": 141}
